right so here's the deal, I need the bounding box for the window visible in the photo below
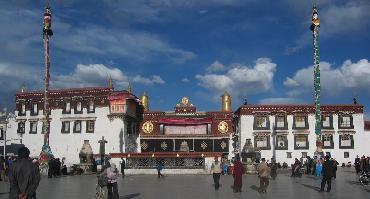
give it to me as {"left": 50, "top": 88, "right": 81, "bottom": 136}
{"left": 86, "top": 120, "right": 95, "bottom": 133}
{"left": 322, "top": 134, "right": 334, "bottom": 149}
{"left": 254, "top": 116, "right": 269, "bottom": 130}
{"left": 321, "top": 115, "right": 333, "bottom": 129}
{"left": 294, "top": 134, "right": 309, "bottom": 149}
{"left": 63, "top": 102, "right": 71, "bottom": 114}
{"left": 293, "top": 116, "right": 308, "bottom": 129}
{"left": 18, "top": 104, "right": 26, "bottom": 116}
{"left": 339, "top": 115, "right": 353, "bottom": 128}
{"left": 73, "top": 121, "right": 82, "bottom": 133}
{"left": 287, "top": 152, "right": 292, "bottom": 159}
{"left": 339, "top": 134, "right": 354, "bottom": 149}
{"left": 0, "top": 128, "right": 3, "bottom": 140}
{"left": 275, "top": 115, "right": 287, "bottom": 129}
{"left": 75, "top": 101, "right": 82, "bottom": 114}
{"left": 29, "top": 122, "right": 37, "bottom": 134}
{"left": 344, "top": 152, "right": 349, "bottom": 158}
{"left": 87, "top": 101, "right": 95, "bottom": 113}
{"left": 254, "top": 135, "right": 270, "bottom": 150}
{"left": 17, "top": 122, "right": 25, "bottom": 134}
{"left": 326, "top": 152, "right": 331, "bottom": 158}
{"left": 301, "top": 152, "right": 307, "bottom": 158}
{"left": 276, "top": 135, "right": 288, "bottom": 150}
{"left": 31, "top": 103, "right": 38, "bottom": 116}
{"left": 61, "top": 121, "right": 70, "bottom": 133}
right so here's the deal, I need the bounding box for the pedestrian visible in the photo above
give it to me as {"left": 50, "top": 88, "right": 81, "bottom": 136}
{"left": 306, "top": 156, "right": 312, "bottom": 174}
{"left": 257, "top": 158, "right": 271, "bottom": 193}
{"left": 106, "top": 163, "right": 119, "bottom": 199}
{"left": 320, "top": 156, "right": 334, "bottom": 192}
{"left": 223, "top": 161, "right": 228, "bottom": 175}
{"left": 232, "top": 155, "right": 244, "bottom": 192}
{"left": 0, "top": 156, "right": 5, "bottom": 181}
{"left": 355, "top": 155, "right": 361, "bottom": 173}
{"left": 210, "top": 157, "right": 222, "bottom": 190}
{"left": 311, "top": 156, "right": 317, "bottom": 175}
{"left": 92, "top": 158, "right": 97, "bottom": 173}
{"left": 120, "top": 158, "right": 125, "bottom": 177}
{"left": 315, "top": 159, "right": 323, "bottom": 177}
{"left": 332, "top": 158, "right": 339, "bottom": 179}
{"left": 269, "top": 158, "right": 277, "bottom": 180}
{"left": 9, "top": 146, "right": 40, "bottom": 199}
{"left": 156, "top": 159, "right": 164, "bottom": 178}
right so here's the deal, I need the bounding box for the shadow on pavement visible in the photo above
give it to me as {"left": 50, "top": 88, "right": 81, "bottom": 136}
{"left": 250, "top": 185, "right": 260, "bottom": 193}
{"left": 120, "top": 193, "right": 140, "bottom": 199}
{"left": 346, "top": 180, "right": 361, "bottom": 185}
{"left": 300, "top": 183, "right": 321, "bottom": 192}
{"left": 0, "top": 192, "right": 9, "bottom": 195}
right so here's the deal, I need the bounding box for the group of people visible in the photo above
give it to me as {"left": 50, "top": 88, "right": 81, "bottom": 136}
{"left": 210, "top": 156, "right": 273, "bottom": 193}
{"left": 355, "top": 155, "right": 370, "bottom": 174}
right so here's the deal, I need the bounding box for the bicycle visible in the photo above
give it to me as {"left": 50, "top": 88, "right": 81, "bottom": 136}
{"left": 359, "top": 172, "right": 369, "bottom": 186}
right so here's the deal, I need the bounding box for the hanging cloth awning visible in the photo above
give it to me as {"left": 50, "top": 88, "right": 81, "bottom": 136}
{"left": 159, "top": 118, "right": 212, "bottom": 125}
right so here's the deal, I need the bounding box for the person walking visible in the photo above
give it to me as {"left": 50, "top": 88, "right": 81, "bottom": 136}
{"left": 106, "top": 163, "right": 119, "bottom": 199}
{"left": 269, "top": 158, "right": 277, "bottom": 180}
{"left": 332, "top": 158, "right": 339, "bottom": 179}
{"left": 0, "top": 156, "right": 5, "bottom": 181}
{"left": 232, "top": 156, "right": 244, "bottom": 192}
{"left": 156, "top": 159, "right": 164, "bottom": 178}
{"left": 315, "top": 159, "right": 323, "bottom": 177}
{"left": 210, "top": 157, "right": 222, "bottom": 190}
{"left": 257, "top": 158, "right": 271, "bottom": 193}
{"left": 8, "top": 147, "right": 40, "bottom": 199}
{"left": 320, "top": 156, "right": 334, "bottom": 192}
{"left": 120, "top": 158, "right": 125, "bottom": 178}
{"left": 355, "top": 155, "right": 361, "bottom": 173}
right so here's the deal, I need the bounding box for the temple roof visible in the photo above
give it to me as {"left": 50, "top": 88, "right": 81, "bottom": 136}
{"left": 16, "top": 87, "right": 113, "bottom": 100}
{"left": 365, "top": 121, "right": 370, "bottom": 131}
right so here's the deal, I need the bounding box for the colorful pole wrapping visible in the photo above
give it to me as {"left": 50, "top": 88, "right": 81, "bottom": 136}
{"left": 311, "top": 5, "right": 322, "bottom": 151}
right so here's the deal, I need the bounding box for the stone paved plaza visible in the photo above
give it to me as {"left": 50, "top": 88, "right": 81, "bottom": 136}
{"left": 0, "top": 168, "right": 369, "bottom": 199}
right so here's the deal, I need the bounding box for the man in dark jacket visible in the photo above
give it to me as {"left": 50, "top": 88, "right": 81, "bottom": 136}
{"left": 9, "top": 147, "right": 40, "bottom": 199}
{"left": 320, "top": 155, "right": 334, "bottom": 192}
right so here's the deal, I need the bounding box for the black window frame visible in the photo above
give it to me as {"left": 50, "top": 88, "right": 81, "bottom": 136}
{"left": 18, "top": 103, "right": 26, "bottom": 116}
{"left": 338, "top": 115, "right": 354, "bottom": 129}
{"left": 86, "top": 120, "right": 95, "bottom": 133}
{"left": 344, "top": 152, "right": 350, "bottom": 158}
{"left": 321, "top": 115, "right": 333, "bottom": 129}
{"left": 73, "top": 120, "right": 82, "bottom": 133}
{"left": 30, "top": 103, "right": 39, "bottom": 116}
{"left": 286, "top": 152, "right": 292, "bottom": 159}
{"left": 275, "top": 135, "right": 288, "bottom": 150}
{"left": 87, "top": 100, "right": 95, "bottom": 113}
{"left": 339, "top": 134, "right": 354, "bottom": 149}
{"left": 254, "top": 135, "right": 271, "bottom": 150}
{"left": 253, "top": 115, "right": 270, "bottom": 130}
{"left": 74, "top": 101, "right": 83, "bottom": 114}
{"left": 322, "top": 134, "right": 334, "bottom": 149}
{"left": 61, "top": 121, "right": 71, "bottom": 133}
{"left": 294, "top": 134, "right": 309, "bottom": 150}
{"left": 293, "top": 115, "right": 309, "bottom": 130}
{"left": 17, "top": 121, "right": 25, "bottom": 134}
{"left": 62, "top": 102, "right": 71, "bottom": 114}
{"left": 275, "top": 114, "right": 288, "bottom": 130}
{"left": 29, "top": 121, "right": 37, "bottom": 134}
{"left": 0, "top": 128, "right": 4, "bottom": 140}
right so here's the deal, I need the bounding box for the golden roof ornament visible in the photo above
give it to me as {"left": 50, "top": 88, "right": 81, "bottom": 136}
{"left": 108, "top": 76, "right": 113, "bottom": 89}
{"left": 127, "top": 83, "right": 132, "bottom": 93}
{"left": 141, "top": 92, "right": 149, "bottom": 111}
{"left": 221, "top": 91, "right": 232, "bottom": 111}
{"left": 20, "top": 84, "right": 26, "bottom": 93}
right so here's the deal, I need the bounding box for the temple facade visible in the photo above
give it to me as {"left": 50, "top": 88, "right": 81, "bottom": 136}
{"left": 235, "top": 103, "right": 370, "bottom": 165}
{"left": 5, "top": 85, "right": 143, "bottom": 166}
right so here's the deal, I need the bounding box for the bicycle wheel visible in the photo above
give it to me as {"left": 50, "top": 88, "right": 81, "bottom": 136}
{"left": 360, "top": 176, "right": 369, "bottom": 186}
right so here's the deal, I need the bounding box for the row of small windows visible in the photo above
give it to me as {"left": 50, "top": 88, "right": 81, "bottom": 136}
{"left": 17, "top": 120, "right": 95, "bottom": 134}
{"left": 286, "top": 151, "right": 352, "bottom": 159}
{"left": 253, "top": 115, "right": 354, "bottom": 130}
{"left": 252, "top": 133, "right": 354, "bottom": 150}
{"left": 18, "top": 101, "right": 95, "bottom": 116}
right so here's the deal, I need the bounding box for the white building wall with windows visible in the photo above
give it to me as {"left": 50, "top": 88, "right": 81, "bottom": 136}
{"left": 6, "top": 106, "right": 129, "bottom": 166}
{"left": 238, "top": 110, "right": 369, "bottom": 165}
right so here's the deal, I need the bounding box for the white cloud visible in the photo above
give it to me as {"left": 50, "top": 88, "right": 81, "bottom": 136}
{"left": 196, "top": 58, "right": 277, "bottom": 99}
{"left": 206, "top": 60, "right": 226, "bottom": 72}
{"left": 52, "top": 64, "right": 165, "bottom": 88}
{"left": 132, "top": 75, "right": 165, "bottom": 85}
{"left": 285, "top": 59, "right": 370, "bottom": 97}
{"left": 182, "top": 78, "right": 190, "bottom": 82}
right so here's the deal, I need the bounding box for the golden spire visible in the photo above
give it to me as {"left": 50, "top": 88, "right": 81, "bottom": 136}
{"left": 108, "top": 76, "right": 113, "bottom": 89}
{"left": 140, "top": 92, "right": 149, "bottom": 111}
{"left": 127, "top": 83, "right": 132, "bottom": 93}
{"left": 221, "top": 91, "right": 232, "bottom": 111}
{"left": 20, "top": 84, "right": 26, "bottom": 93}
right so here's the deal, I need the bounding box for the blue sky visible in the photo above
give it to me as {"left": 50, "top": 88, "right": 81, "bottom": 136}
{"left": 0, "top": 0, "right": 370, "bottom": 117}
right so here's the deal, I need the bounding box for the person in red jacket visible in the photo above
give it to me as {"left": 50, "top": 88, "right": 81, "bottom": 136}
{"left": 233, "top": 156, "right": 245, "bottom": 192}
